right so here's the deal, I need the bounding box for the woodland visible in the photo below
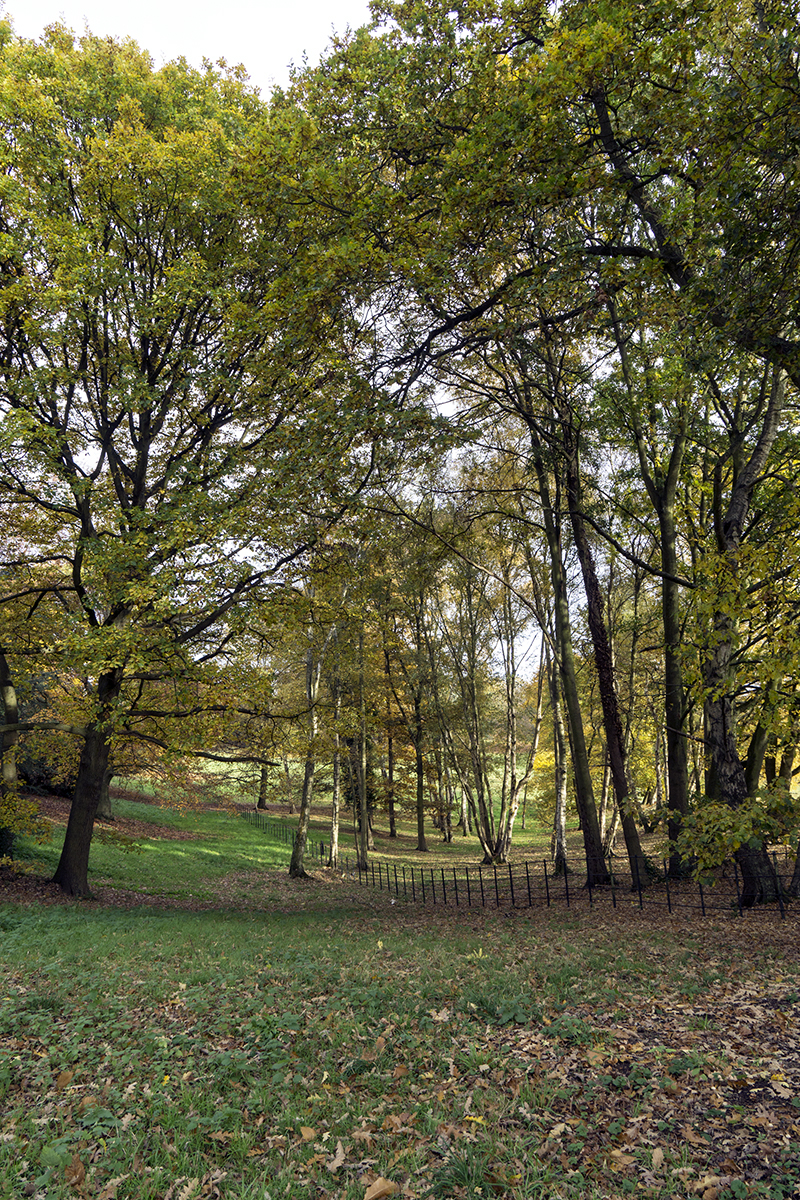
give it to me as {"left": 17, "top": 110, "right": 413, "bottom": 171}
{"left": 2, "top": 0, "right": 800, "bottom": 906}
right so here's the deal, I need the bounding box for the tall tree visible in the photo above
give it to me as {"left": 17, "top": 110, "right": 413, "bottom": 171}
{"left": 0, "top": 28, "right": 376, "bottom": 894}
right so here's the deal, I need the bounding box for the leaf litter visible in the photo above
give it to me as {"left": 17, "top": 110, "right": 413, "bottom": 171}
{"left": 2, "top": 804, "right": 800, "bottom": 1198}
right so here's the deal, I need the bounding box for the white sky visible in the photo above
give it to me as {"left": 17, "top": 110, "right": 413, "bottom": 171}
{"left": 1, "top": 0, "right": 375, "bottom": 94}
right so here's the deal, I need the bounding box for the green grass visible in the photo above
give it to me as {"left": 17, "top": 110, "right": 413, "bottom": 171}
{"left": 2, "top": 798, "right": 799, "bottom": 1199}
{"left": 14, "top": 796, "right": 289, "bottom": 900}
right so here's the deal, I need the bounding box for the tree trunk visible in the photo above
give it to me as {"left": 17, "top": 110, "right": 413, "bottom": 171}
{"left": 52, "top": 668, "right": 122, "bottom": 896}
{"left": 459, "top": 782, "right": 470, "bottom": 835}
{"left": 328, "top": 679, "right": 341, "bottom": 868}
{"left": 660, "top": 503, "right": 691, "bottom": 873}
{"left": 290, "top": 628, "right": 330, "bottom": 878}
{"left": 95, "top": 767, "right": 114, "bottom": 821}
{"left": 289, "top": 753, "right": 315, "bottom": 878}
{"left": 414, "top": 695, "right": 428, "bottom": 852}
{"left": 0, "top": 650, "right": 20, "bottom": 859}
{"left": 564, "top": 423, "right": 648, "bottom": 885}
{"left": 282, "top": 755, "right": 294, "bottom": 813}
{"left": 598, "top": 749, "right": 612, "bottom": 840}
{"left": 387, "top": 727, "right": 397, "bottom": 838}
{"left": 532, "top": 446, "right": 609, "bottom": 885}
{"left": 608, "top": 308, "right": 691, "bottom": 874}
{"left": 745, "top": 721, "right": 770, "bottom": 795}
{"left": 384, "top": 653, "right": 398, "bottom": 838}
{"left": 52, "top": 725, "right": 111, "bottom": 896}
{"left": 703, "top": 366, "right": 786, "bottom": 904}
{"left": 357, "top": 627, "right": 370, "bottom": 870}
{"left": 328, "top": 738, "right": 341, "bottom": 869}
{"left": 548, "top": 646, "right": 569, "bottom": 876}
{"left": 257, "top": 763, "right": 269, "bottom": 810}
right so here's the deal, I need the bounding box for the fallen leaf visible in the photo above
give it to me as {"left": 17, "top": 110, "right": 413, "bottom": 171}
{"left": 56, "top": 1070, "right": 74, "bottom": 1091}
{"left": 326, "top": 1139, "right": 346, "bottom": 1173}
{"left": 97, "top": 1174, "right": 131, "bottom": 1200}
{"left": 64, "top": 1155, "right": 86, "bottom": 1188}
{"left": 364, "top": 1178, "right": 399, "bottom": 1200}
{"left": 299, "top": 1127, "right": 317, "bottom": 1142}
{"left": 652, "top": 1147, "right": 665, "bottom": 1171}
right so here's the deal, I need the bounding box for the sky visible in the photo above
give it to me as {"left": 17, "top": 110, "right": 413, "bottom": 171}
{"left": 1, "top": 0, "right": 375, "bottom": 94}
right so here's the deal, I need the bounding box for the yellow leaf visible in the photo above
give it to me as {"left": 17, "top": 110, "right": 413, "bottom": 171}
{"left": 300, "top": 1126, "right": 317, "bottom": 1142}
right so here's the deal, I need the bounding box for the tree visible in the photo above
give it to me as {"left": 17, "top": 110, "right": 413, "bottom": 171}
{"left": 294, "top": 0, "right": 800, "bottom": 898}
{"left": 0, "top": 27, "right": 377, "bottom": 895}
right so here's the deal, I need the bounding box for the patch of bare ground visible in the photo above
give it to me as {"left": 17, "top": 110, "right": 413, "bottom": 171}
{"left": 28, "top": 792, "right": 200, "bottom": 841}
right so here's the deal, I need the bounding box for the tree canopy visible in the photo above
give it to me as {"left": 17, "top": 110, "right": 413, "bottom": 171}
{"left": 2, "top": 0, "right": 800, "bottom": 901}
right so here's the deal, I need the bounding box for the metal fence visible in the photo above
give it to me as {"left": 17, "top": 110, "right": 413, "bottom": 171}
{"left": 240, "top": 810, "right": 797, "bottom": 919}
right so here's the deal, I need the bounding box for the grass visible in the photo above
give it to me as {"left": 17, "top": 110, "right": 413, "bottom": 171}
{"left": 15, "top": 796, "right": 288, "bottom": 901}
{"left": 1, "top": 794, "right": 800, "bottom": 1199}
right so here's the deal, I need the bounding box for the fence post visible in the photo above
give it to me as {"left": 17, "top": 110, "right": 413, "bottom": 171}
{"left": 525, "top": 862, "right": 532, "bottom": 908}
{"left": 466, "top": 867, "right": 472, "bottom": 908}
{"left": 698, "top": 879, "right": 706, "bottom": 916}
{"left": 508, "top": 863, "right": 515, "bottom": 908}
{"left": 394, "top": 865, "right": 399, "bottom": 897}
{"left": 411, "top": 868, "right": 416, "bottom": 902}
{"left": 453, "top": 866, "right": 459, "bottom": 907}
{"left": 430, "top": 869, "right": 436, "bottom": 905}
{"left": 441, "top": 868, "right": 447, "bottom": 905}
{"left": 479, "top": 868, "right": 485, "bottom": 907}
{"left": 564, "top": 862, "right": 570, "bottom": 908}
{"left": 493, "top": 866, "right": 500, "bottom": 908}
{"left": 543, "top": 860, "right": 550, "bottom": 907}
{"left": 421, "top": 869, "right": 426, "bottom": 903}
{"left": 403, "top": 866, "right": 408, "bottom": 899}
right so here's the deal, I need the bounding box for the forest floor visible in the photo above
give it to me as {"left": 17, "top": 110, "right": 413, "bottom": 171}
{"left": 1, "top": 791, "right": 799, "bottom": 1200}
